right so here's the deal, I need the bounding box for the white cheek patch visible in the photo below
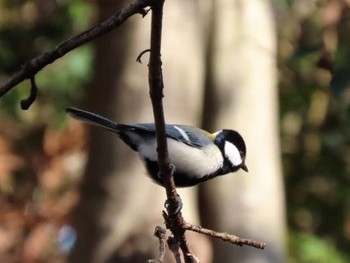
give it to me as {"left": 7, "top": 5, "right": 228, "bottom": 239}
{"left": 174, "top": 126, "right": 190, "bottom": 142}
{"left": 224, "top": 141, "right": 242, "bottom": 166}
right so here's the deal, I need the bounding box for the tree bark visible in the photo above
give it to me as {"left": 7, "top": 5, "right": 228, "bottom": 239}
{"left": 200, "top": 0, "right": 286, "bottom": 262}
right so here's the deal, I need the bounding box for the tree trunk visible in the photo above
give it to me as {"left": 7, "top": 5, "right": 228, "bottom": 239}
{"left": 200, "top": 0, "right": 286, "bottom": 262}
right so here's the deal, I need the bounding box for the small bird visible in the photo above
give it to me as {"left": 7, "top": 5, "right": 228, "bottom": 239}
{"left": 66, "top": 107, "right": 248, "bottom": 187}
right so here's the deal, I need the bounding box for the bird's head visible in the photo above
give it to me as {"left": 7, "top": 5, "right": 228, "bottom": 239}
{"left": 213, "top": 129, "right": 248, "bottom": 173}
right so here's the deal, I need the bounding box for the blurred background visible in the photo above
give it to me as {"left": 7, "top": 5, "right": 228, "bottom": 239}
{"left": 0, "top": 0, "right": 349, "bottom": 262}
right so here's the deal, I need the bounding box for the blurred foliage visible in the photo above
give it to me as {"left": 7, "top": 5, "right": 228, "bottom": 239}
{"left": 0, "top": 0, "right": 94, "bottom": 125}
{"left": 277, "top": 0, "right": 350, "bottom": 262}
{"left": 289, "top": 232, "right": 349, "bottom": 263}
{"left": 0, "top": 1, "right": 93, "bottom": 262}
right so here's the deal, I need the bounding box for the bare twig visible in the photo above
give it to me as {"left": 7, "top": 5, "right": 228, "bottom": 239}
{"left": 183, "top": 223, "right": 266, "bottom": 250}
{"left": 20, "top": 77, "right": 38, "bottom": 110}
{"left": 148, "top": 226, "right": 167, "bottom": 263}
{"left": 167, "top": 236, "right": 183, "bottom": 263}
{"left": 147, "top": 0, "right": 196, "bottom": 262}
{"left": 0, "top": 0, "right": 152, "bottom": 103}
{"left": 162, "top": 211, "right": 196, "bottom": 262}
{"left": 136, "top": 49, "right": 151, "bottom": 63}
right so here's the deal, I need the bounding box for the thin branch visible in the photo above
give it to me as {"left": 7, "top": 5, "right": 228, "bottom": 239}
{"left": 147, "top": 0, "right": 196, "bottom": 262}
{"left": 136, "top": 49, "right": 151, "bottom": 64}
{"left": 183, "top": 223, "right": 266, "bottom": 250}
{"left": 148, "top": 226, "right": 167, "bottom": 263}
{"left": 20, "top": 77, "right": 38, "bottom": 110}
{"left": 167, "top": 236, "right": 183, "bottom": 263}
{"left": 0, "top": 0, "right": 152, "bottom": 100}
{"left": 162, "top": 211, "right": 196, "bottom": 262}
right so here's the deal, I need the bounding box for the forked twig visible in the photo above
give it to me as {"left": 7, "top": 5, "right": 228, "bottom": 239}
{"left": 20, "top": 77, "right": 38, "bottom": 110}
{"left": 136, "top": 49, "right": 151, "bottom": 64}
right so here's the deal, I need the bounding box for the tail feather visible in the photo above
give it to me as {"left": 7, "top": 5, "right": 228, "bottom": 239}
{"left": 66, "top": 107, "right": 119, "bottom": 133}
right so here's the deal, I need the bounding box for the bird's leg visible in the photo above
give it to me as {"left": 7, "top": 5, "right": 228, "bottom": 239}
{"left": 164, "top": 194, "right": 183, "bottom": 215}
{"left": 162, "top": 163, "right": 182, "bottom": 215}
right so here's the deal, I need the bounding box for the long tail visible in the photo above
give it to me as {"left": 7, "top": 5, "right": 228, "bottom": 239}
{"left": 66, "top": 107, "right": 119, "bottom": 133}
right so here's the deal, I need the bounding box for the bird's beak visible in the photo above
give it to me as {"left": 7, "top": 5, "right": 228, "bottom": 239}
{"left": 240, "top": 163, "right": 249, "bottom": 172}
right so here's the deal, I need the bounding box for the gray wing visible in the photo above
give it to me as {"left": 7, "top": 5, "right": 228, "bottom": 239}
{"left": 168, "top": 125, "right": 214, "bottom": 147}
{"left": 121, "top": 123, "right": 214, "bottom": 148}
{"left": 66, "top": 107, "right": 213, "bottom": 148}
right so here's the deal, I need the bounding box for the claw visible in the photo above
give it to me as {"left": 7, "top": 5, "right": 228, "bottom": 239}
{"left": 164, "top": 195, "right": 183, "bottom": 215}
{"left": 169, "top": 163, "right": 176, "bottom": 174}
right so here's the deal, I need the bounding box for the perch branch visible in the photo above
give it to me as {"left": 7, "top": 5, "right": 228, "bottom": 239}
{"left": 147, "top": 0, "right": 196, "bottom": 262}
{"left": 0, "top": 0, "right": 152, "bottom": 101}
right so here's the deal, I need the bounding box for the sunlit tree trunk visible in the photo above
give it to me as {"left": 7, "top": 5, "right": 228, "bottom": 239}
{"left": 200, "top": 0, "right": 286, "bottom": 262}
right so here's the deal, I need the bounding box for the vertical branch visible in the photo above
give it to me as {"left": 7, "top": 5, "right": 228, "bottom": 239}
{"left": 148, "top": 0, "right": 177, "bottom": 206}
{"left": 147, "top": 0, "right": 197, "bottom": 262}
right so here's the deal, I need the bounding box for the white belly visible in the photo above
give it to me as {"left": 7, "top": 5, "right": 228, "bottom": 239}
{"left": 138, "top": 138, "right": 223, "bottom": 178}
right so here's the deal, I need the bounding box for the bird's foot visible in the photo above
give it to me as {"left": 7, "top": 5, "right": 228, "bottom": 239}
{"left": 164, "top": 195, "right": 183, "bottom": 215}
{"left": 169, "top": 163, "right": 176, "bottom": 174}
